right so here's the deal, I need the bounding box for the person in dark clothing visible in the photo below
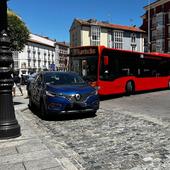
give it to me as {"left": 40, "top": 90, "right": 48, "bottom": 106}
{"left": 13, "top": 74, "right": 23, "bottom": 96}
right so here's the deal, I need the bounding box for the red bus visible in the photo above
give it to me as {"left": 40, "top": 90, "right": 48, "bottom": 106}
{"left": 70, "top": 46, "right": 170, "bottom": 96}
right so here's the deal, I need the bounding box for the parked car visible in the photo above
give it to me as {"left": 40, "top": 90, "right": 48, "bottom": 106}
{"left": 27, "top": 73, "right": 37, "bottom": 96}
{"left": 21, "top": 74, "right": 29, "bottom": 85}
{"left": 29, "top": 71, "right": 100, "bottom": 119}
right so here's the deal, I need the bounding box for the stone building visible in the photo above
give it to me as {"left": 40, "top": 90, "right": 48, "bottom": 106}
{"left": 141, "top": 0, "right": 170, "bottom": 53}
{"left": 55, "top": 42, "right": 69, "bottom": 71}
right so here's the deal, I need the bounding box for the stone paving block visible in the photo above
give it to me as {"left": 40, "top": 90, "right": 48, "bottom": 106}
{"left": 16, "top": 139, "right": 48, "bottom": 153}
{"left": 0, "top": 163, "right": 25, "bottom": 170}
{"left": 0, "top": 146, "right": 17, "bottom": 156}
{"left": 24, "top": 157, "right": 62, "bottom": 170}
{"left": 0, "top": 150, "right": 53, "bottom": 165}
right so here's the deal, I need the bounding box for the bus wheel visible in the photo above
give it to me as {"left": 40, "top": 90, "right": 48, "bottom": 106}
{"left": 125, "top": 81, "right": 135, "bottom": 95}
{"left": 168, "top": 81, "right": 170, "bottom": 89}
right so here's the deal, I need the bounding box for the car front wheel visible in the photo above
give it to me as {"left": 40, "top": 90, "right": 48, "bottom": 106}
{"left": 29, "top": 97, "right": 35, "bottom": 111}
{"left": 40, "top": 101, "right": 48, "bottom": 120}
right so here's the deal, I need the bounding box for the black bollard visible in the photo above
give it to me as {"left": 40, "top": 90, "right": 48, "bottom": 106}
{"left": 0, "top": 0, "right": 21, "bottom": 139}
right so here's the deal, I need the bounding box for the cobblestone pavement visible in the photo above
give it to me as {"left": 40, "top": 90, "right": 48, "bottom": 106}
{"left": 22, "top": 90, "right": 170, "bottom": 170}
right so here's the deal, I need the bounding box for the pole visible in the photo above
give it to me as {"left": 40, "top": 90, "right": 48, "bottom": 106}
{"left": 148, "top": 0, "right": 151, "bottom": 52}
{"left": 0, "top": 0, "right": 21, "bottom": 139}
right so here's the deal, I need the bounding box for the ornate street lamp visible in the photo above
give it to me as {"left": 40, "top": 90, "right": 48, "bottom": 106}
{"left": 0, "top": 0, "right": 21, "bottom": 139}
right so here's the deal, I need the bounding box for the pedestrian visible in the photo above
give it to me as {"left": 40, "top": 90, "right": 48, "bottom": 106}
{"left": 13, "top": 73, "right": 23, "bottom": 96}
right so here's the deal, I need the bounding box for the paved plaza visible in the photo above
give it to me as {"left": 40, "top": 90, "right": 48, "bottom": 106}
{"left": 0, "top": 87, "right": 170, "bottom": 170}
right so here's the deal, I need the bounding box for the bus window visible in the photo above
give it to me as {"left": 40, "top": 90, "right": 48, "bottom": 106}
{"left": 100, "top": 54, "right": 120, "bottom": 80}
{"left": 70, "top": 56, "right": 98, "bottom": 81}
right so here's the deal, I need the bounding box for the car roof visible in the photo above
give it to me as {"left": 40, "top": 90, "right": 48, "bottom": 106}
{"left": 40, "top": 71, "right": 79, "bottom": 77}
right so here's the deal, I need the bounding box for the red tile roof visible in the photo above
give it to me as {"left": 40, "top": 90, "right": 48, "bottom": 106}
{"left": 76, "top": 19, "right": 145, "bottom": 33}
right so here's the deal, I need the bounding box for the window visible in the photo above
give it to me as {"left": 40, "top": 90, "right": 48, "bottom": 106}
{"left": 168, "top": 40, "right": 170, "bottom": 53}
{"left": 70, "top": 56, "right": 98, "bottom": 81}
{"left": 156, "top": 39, "right": 164, "bottom": 52}
{"left": 90, "top": 26, "right": 101, "bottom": 46}
{"left": 38, "top": 60, "right": 41, "bottom": 68}
{"left": 131, "top": 33, "right": 136, "bottom": 43}
{"left": 113, "top": 31, "right": 123, "bottom": 49}
{"left": 131, "top": 44, "right": 136, "bottom": 51}
{"left": 156, "top": 12, "right": 164, "bottom": 27}
{"left": 33, "top": 61, "right": 36, "bottom": 68}
{"left": 151, "top": 30, "right": 156, "bottom": 41}
{"left": 107, "top": 30, "right": 112, "bottom": 48}
{"left": 28, "top": 61, "right": 30, "bottom": 67}
{"left": 151, "top": 16, "right": 156, "bottom": 28}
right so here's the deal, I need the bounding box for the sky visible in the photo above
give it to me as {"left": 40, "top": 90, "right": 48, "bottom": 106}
{"left": 8, "top": 0, "right": 156, "bottom": 42}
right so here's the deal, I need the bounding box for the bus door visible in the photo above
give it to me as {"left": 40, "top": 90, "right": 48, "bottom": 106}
{"left": 98, "top": 53, "right": 127, "bottom": 95}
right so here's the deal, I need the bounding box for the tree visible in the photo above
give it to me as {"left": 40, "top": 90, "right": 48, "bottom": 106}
{"left": 7, "top": 9, "right": 30, "bottom": 52}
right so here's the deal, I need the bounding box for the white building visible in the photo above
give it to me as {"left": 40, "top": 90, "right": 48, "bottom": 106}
{"left": 13, "top": 33, "right": 69, "bottom": 75}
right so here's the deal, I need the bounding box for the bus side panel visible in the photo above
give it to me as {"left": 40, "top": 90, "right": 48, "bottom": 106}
{"left": 98, "top": 76, "right": 170, "bottom": 95}
{"left": 98, "top": 77, "right": 135, "bottom": 95}
{"left": 135, "top": 77, "right": 169, "bottom": 91}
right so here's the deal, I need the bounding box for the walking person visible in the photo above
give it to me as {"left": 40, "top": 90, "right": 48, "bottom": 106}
{"left": 13, "top": 73, "right": 23, "bottom": 96}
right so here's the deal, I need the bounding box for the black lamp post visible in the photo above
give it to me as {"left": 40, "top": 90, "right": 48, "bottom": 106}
{"left": 0, "top": 0, "right": 21, "bottom": 139}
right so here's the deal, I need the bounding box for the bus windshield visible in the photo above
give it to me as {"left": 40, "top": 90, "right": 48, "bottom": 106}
{"left": 70, "top": 56, "right": 98, "bottom": 81}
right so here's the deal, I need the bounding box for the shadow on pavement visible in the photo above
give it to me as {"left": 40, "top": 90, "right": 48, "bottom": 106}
{"left": 29, "top": 105, "right": 97, "bottom": 122}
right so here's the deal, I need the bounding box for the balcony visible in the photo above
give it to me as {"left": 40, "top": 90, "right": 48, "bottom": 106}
{"left": 168, "top": 48, "right": 170, "bottom": 53}
{"left": 156, "top": 34, "right": 165, "bottom": 39}
{"left": 168, "top": 34, "right": 170, "bottom": 39}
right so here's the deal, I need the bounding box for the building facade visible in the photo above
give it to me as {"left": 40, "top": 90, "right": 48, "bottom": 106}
{"left": 70, "top": 19, "right": 145, "bottom": 52}
{"left": 141, "top": 0, "right": 170, "bottom": 53}
{"left": 13, "top": 34, "right": 69, "bottom": 75}
{"left": 55, "top": 42, "right": 70, "bottom": 71}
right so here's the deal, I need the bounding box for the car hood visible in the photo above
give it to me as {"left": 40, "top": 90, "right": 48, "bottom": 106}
{"left": 46, "top": 84, "right": 95, "bottom": 95}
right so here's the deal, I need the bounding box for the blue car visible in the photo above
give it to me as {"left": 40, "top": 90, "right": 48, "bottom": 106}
{"left": 29, "top": 71, "right": 99, "bottom": 119}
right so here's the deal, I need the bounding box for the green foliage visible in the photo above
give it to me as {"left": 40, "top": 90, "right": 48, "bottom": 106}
{"left": 7, "top": 9, "right": 30, "bottom": 52}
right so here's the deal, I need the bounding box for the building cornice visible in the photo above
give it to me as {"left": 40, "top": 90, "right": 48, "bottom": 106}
{"left": 144, "top": 0, "right": 169, "bottom": 10}
{"left": 75, "top": 19, "right": 145, "bottom": 33}
{"left": 28, "top": 39, "right": 55, "bottom": 48}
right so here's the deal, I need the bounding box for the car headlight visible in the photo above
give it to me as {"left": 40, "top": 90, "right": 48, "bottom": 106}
{"left": 46, "top": 91, "right": 63, "bottom": 97}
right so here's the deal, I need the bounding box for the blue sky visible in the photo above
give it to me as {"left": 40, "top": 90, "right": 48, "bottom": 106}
{"left": 8, "top": 0, "right": 155, "bottom": 42}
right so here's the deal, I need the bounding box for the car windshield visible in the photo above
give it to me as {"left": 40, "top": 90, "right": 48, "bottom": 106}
{"left": 45, "top": 73, "right": 86, "bottom": 85}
